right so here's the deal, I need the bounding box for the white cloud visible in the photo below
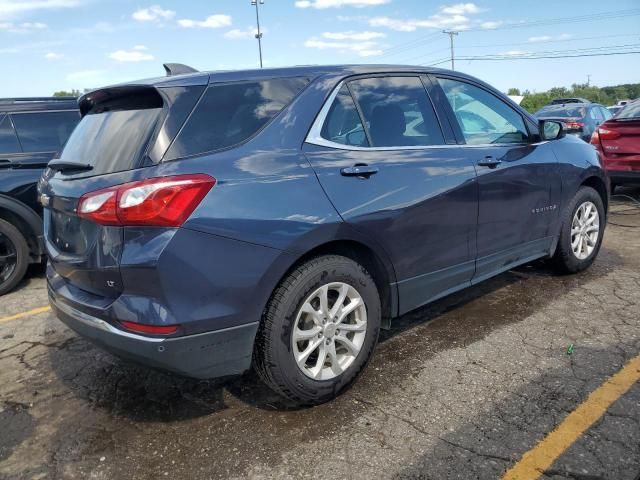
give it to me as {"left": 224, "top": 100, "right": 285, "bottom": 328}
{"left": 295, "top": 0, "right": 389, "bottom": 9}
{"left": 132, "top": 5, "right": 175, "bottom": 22}
{"left": 441, "top": 3, "right": 479, "bottom": 15}
{"left": 0, "top": 21, "right": 47, "bottom": 32}
{"left": 500, "top": 50, "right": 531, "bottom": 56}
{"left": 45, "top": 51, "right": 63, "bottom": 60}
{"left": 528, "top": 33, "right": 572, "bottom": 43}
{"left": 0, "top": 0, "right": 81, "bottom": 19}
{"left": 368, "top": 3, "right": 487, "bottom": 32}
{"left": 223, "top": 27, "right": 262, "bottom": 39}
{"left": 480, "top": 21, "right": 501, "bottom": 29}
{"left": 109, "top": 47, "right": 154, "bottom": 62}
{"left": 322, "top": 30, "right": 385, "bottom": 40}
{"left": 304, "top": 37, "right": 384, "bottom": 57}
{"left": 178, "top": 14, "right": 232, "bottom": 29}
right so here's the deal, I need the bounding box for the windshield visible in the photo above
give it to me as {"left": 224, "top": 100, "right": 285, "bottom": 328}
{"left": 615, "top": 101, "right": 640, "bottom": 120}
{"left": 59, "top": 108, "right": 161, "bottom": 175}
{"left": 535, "top": 105, "right": 587, "bottom": 118}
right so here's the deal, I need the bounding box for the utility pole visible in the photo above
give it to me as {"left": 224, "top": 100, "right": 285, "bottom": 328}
{"left": 587, "top": 74, "right": 591, "bottom": 86}
{"left": 251, "top": 0, "right": 264, "bottom": 68}
{"left": 443, "top": 30, "right": 459, "bottom": 70}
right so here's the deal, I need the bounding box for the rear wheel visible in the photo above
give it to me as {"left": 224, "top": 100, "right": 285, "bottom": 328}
{"left": 254, "top": 255, "right": 381, "bottom": 405}
{"left": 552, "top": 186, "right": 605, "bottom": 274}
{"left": 0, "top": 219, "right": 29, "bottom": 296}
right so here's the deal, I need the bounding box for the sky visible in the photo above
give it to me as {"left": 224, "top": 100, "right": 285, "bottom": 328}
{"left": 0, "top": 0, "right": 639, "bottom": 97}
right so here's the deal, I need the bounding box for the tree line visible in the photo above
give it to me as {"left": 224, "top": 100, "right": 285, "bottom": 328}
{"left": 508, "top": 83, "right": 640, "bottom": 113}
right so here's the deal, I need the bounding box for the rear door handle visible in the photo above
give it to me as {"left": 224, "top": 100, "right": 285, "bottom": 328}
{"left": 477, "top": 156, "right": 502, "bottom": 169}
{"left": 340, "top": 165, "right": 379, "bottom": 178}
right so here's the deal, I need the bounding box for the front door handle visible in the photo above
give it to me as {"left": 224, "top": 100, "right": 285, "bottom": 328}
{"left": 341, "top": 164, "right": 379, "bottom": 178}
{"left": 477, "top": 156, "right": 502, "bottom": 169}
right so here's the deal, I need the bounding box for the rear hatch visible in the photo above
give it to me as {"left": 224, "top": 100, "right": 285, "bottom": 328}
{"left": 41, "top": 83, "right": 205, "bottom": 298}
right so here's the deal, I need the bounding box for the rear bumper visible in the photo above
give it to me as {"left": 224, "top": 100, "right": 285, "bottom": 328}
{"left": 608, "top": 170, "right": 640, "bottom": 185}
{"left": 49, "top": 287, "right": 258, "bottom": 379}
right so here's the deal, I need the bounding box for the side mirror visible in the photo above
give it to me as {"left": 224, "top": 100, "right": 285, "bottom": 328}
{"left": 539, "top": 120, "right": 565, "bottom": 141}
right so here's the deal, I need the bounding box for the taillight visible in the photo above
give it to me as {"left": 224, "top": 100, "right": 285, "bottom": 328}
{"left": 564, "top": 121, "right": 584, "bottom": 130}
{"left": 597, "top": 128, "right": 621, "bottom": 140}
{"left": 78, "top": 174, "right": 215, "bottom": 227}
{"left": 120, "top": 320, "right": 178, "bottom": 335}
{"left": 590, "top": 130, "right": 600, "bottom": 145}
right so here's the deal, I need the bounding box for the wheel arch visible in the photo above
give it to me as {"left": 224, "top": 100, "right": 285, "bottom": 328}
{"left": 0, "top": 194, "right": 44, "bottom": 262}
{"left": 272, "top": 238, "right": 398, "bottom": 329}
{"left": 580, "top": 175, "right": 609, "bottom": 215}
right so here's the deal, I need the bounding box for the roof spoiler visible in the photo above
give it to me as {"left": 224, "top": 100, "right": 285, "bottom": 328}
{"left": 163, "top": 63, "right": 199, "bottom": 76}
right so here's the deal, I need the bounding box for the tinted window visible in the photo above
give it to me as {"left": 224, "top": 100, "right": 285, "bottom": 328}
{"left": 11, "top": 111, "right": 79, "bottom": 152}
{"left": 438, "top": 78, "right": 529, "bottom": 145}
{"left": 348, "top": 76, "right": 444, "bottom": 147}
{"left": 600, "top": 107, "right": 613, "bottom": 120}
{"left": 0, "top": 114, "right": 21, "bottom": 154}
{"left": 167, "top": 77, "right": 309, "bottom": 159}
{"left": 60, "top": 108, "right": 160, "bottom": 175}
{"left": 589, "top": 107, "right": 603, "bottom": 122}
{"left": 535, "top": 105, "right": 587, "bottom": 119}
{"left": 321, "top": 85, "right": 369, "bottom": 147}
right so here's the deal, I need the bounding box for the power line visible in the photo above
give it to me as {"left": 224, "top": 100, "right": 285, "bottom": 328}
{"left": 454, "top": 51, "right": 640, "bottom": 62}
{"left": 456, "top": 32, "right": 640, "bottom": 50}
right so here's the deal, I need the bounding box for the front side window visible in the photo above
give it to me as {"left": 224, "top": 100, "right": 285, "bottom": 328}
{"left": 438, "top": 78, "right": 529, "bottom": 145}
{"left": 348, "top": 76, "right": 444, "bottom": 147}
{"left": 321, "top": 85, "right": 369, "bottom": 147}
{"left": 11, "top": 111, "right": 79, "bottom": 152}
{"left": 167, "top": 77, "right": 309, "bottom": 159}
{"left": 0, "top": 114, "right": 21, "bottom": 154}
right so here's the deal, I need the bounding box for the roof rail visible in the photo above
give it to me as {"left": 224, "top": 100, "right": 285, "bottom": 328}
{"left": 163, "top": 63, "right": 199, "bottom": 76}
{"left": 0, "top": 96, "right": 77, "bottom": 104}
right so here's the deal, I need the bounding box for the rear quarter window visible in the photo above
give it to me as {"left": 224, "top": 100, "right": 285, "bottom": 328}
{"left": 166, "top": 77, "right": 309, "bottom": 160}
{"left": 11, "top": 110, "right": 80, "bottom": 152}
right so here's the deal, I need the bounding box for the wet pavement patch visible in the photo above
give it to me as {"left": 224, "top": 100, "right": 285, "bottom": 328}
{"left": 0, "top": 402, "right": 35, "bottom": 462}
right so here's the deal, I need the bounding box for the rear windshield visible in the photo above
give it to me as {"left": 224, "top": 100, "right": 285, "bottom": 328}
{"left": 59, "top": 107, "right": 161, "bottom": 175}
{"left": 615, "top": 101, "right": 640, "bottom": 120}
{"left": 165, "top": 77, "right": 309, "bottom": 160}
{"left": 535, "top": 105, "right": 587, "bottom": 118}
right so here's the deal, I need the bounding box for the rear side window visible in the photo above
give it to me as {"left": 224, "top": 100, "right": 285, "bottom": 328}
{"left": 321, "top": 85, "right": 369, "bottom": 147}
{"left": 0, "top": 114, "right": 21, "bottom": 154}
{"left": 11, "top": 111, "right": 79, "bottom": 152}
{"left": 167, "top": 77, "right": 309, "bottom": 159}
{"left": 438, "top": 78, "right": 529, "bottom": 145}
{"left": 349, "top": 76, "right": 444, "bottom": 147}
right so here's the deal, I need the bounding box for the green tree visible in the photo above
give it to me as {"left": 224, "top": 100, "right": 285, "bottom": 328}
{"left": 507, "top": 87, "right": 521, "bottom": 96}
{"left": 53, "top": 89, "right": 82, "bottom": 97}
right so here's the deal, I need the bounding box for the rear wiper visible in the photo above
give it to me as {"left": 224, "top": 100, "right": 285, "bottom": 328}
{"left": 47, "top": 160, "right": 93, "bottom": 172}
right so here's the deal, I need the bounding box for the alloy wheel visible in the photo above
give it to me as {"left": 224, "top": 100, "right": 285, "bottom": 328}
{"left": 0, "top": 231, "right": 18, "bottom": 285}
{"left": 571, "top": 201, "right": 600, "bottom": 260}
{"left": 292, "top": 282, "right": 368, "bottom": 381}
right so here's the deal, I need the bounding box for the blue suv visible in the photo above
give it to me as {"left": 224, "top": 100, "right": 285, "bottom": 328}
{"left": 42, "top": 65, "right": 608, "bottom": 405}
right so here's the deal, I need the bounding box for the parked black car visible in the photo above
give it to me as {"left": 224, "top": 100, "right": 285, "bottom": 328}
{"left": 0, "top": 97, "right": 79, "bottom": 294}
{"left": 535, "top": 102, "right": 612, "bottom": 142}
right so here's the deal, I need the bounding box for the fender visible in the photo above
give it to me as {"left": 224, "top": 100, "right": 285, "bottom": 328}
{"left": 0, "top": 194, "right": 44, "bottom": 258}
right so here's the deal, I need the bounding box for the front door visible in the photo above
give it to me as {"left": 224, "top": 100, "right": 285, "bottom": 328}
{"left": 434, "top": 76, "right": 562, "bottom": 283}
{"left": 304, "top": 75, "right": 478, "bottom": 315}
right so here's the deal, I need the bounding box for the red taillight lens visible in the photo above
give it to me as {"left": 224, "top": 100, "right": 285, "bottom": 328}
{"left": 590, "top": 130, "right": 600, "bottom": 145}
{"left": 78, "top": 174, "right": 215, "bottom": 227}
{"left": 120, "top": 320, "right": 178, "bottom": 335}
{"left": 564, "top": 121, "right": 584, "bottom": 130}
{"left": 597, "top": 128, "right": 621, "bottom": 140}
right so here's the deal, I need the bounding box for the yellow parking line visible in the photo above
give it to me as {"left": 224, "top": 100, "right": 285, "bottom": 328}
{"left": 0, "top": 306, "right": 51, "bottom": 324}
{"left": 502, "top": 354, "right": 640, "bottom": 480}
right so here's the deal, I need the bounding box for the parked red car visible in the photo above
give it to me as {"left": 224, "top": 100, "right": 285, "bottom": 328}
{"left": 591, "top": 100, "right": 640, "bottom": 191}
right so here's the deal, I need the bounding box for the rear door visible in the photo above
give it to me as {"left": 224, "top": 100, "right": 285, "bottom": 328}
{"left": 433, "top": 75, "right": 562, "bottom": 283}
{"left": 304, "top": 74, "right": 478, "bottom": 315}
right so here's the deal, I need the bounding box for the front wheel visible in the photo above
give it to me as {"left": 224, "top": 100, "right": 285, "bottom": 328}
{"left": 254, "top": 255, "right": 381, "bottom": 405}
{"left": 552, "top": 186, "right": 605, "bottom": 274}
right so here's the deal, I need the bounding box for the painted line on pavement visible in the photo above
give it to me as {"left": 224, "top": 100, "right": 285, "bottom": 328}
{"left": 0, "top": 306, "right": 51, "bottom": 324}
{"left": 502, "top": 354, "right": 640, "bottom": 479}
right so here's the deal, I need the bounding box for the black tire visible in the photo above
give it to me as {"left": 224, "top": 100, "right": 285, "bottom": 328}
{"left": 552, "top": 186, "right": 605, "bottom": 274}
{"left": 254, "top": 255, "right": 381, "bottom": 405}
{"left": 0, "top": 218, "right": 30, "bottom": 296}
{"left": 610, "top": 182, "right": 618, "bottom": 194}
